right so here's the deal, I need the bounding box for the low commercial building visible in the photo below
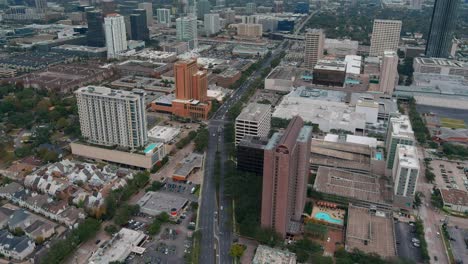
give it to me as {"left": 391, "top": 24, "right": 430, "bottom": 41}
{"left": 345, "top": 204, "right": 397, "bottom": 258}
{"left": 70, "top": 142, "right": 165, "bottom": 170}
{"left": 252, "top": 245, "right": 296, "bottom": 264}
{"left": 313, "top": 60, "right": 346, "bottom": 87}
{"left": 324, "top": 38, "right": 359, "bottom": 57}
{"left": 137, "top": 191, "right": 189, "bottom": 216}
{"left": 88, "top": 228, "right": 147, "bottom": 264}
{"left": 172, "top": 153, "right": 203, "bottom": 181}
{"left": 110, "top": 76, "right": 175, "bottom": 94}
{"left": 413, "top": 57, "right": 468, "bottom": 80}
{"left": 119, "top": 49, "right": 178, "bottom": 63}
{"left": 232, "top": 45, "right": 269, "bottom": 57}
{"left": 113, "top": 60, "right": 171, "bottom": 77}
{"left": 440, "top": 189, "right": 468, "bottom": 214}
{"left": 235, "top": 103, "right": 271, "bottom": 145}
{"left": 264, "top": 66, "right": 304, "bottom": 92}
{"left": 216, "top": 68, "right": 241, "bottom": 88}
{"left": 147, "top": 126, "right": 181, "bottom": 143}
{"left": 51, "top": 45, "right": 107, "bottom": 58}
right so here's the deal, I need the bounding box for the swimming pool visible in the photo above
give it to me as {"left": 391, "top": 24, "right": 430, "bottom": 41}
{"left": 144, "top": 143, "right": 158, "bottom": 154}
{"left": 375, "top": 152, "right": 383, "bottom": 161}
{"left": 314, "top": 212, "right": 343, "bottom": 225}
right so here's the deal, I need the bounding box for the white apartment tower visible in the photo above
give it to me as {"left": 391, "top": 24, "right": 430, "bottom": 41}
{"left": 235, "top": 103, "right": 271, "bottom": 145}
{"left": 176, "top": 16, "right": 198, "bottom": 48}
{"left": 138, "top": 2, "right": 153, "bottom": 26}
{"left": 75, "top": 86, "right": 148, "bottom": 149}
{"left": 380, "top": 50, "right": 399, "bottom": 94}
{"left": 304, "top": 29, "right": 325, "bottom": 69}
{"left": 204, "top": 13, "right": 221, "bottom": 36}
{"left": 157, "top": 8, "right": 171, "bottom": 26}
{"left": 386, "top": 115, "right": 415, "bottom": 170}
{"left": 393, "top": 144, "right": 420, "bottom": 197}
{"left": 369, "top": 19, "right": 402, "bottom": 57}
{"left": 236, "top": 23, "right": 262, "bottom": 38}
{"left": 104, "top": 14, "right": 127, "bottom": 59}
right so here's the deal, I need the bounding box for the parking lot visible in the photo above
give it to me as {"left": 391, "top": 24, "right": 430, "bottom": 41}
{"left": 394, "top": 222, "right": 423, "bottom": 263}
{"left": 447, "top": 226, "right": 468, "bottom": 264}
{"left": 429, "top": 160, "right": 468, "bottom": 191}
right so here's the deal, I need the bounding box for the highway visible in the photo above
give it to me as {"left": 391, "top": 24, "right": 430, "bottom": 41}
{"left": 197, "top": 41, "right": 287, "bottom": 264}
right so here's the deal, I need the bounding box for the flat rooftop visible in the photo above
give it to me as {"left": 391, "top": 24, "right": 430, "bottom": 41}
{"left": 415, "top": 57, "right": 467, "bottom": 68}
{"left": 314, "top": 167, "right": 387, "bottom": 204}
{"left": 267, "top": 66, "right": 300, "bottom": 80}
{"left": 137, "top": 191, "right": 188, "bottom": 216}
{"left": 236, "top": 103, "right": 271, "bottom": 122}
{"left": 314, "top": 60, "right": 346, "bottom": 72}
{"left": 312, "top": 138, "right": 372, "bottom": 156}
{"left": 346, "top": 204, "right": 396, "bottom": 258}
{"left": 148, "top": 125, "right": 181, "bottom": 142}
{"left": 89, "top": 228, "right": 146, "bottom": 264}
{"left": 173, "top": 153, "right": 203, "bottom": 178}
{"left": 75, "top": 86, "right": 145, "bottom": 100}
{"left": 396, "top": 145, "right": 419, "bottom": 169}
{"left": 390, "top": 115, "right": 415, "bottom": 138}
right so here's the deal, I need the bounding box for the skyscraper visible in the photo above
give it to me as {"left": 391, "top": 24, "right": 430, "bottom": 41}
{"left": 86, "top": 10, "right": 106, "bottom": 47}
{"left": 157, "top": 8, "right": 171, "bottom": 26}
{"left": 246, "top": 2, "right": 256, "bottom": 15}
{"left": 369, "top": 19, "right": 402, "bottom": 57}
{"left": 235, "top": 103, "right": 271, "bottom": 145}
{"left": 425, "top": 0, "right": 459, "bottom": 58}
{"left": 75, "top": 86, "right": 147, "bottom": 149}
{"left": 261, "top": 116, "right": 312, "bottom": 237}
{"left": 176, "top": 16, "right": 198, "bottom": 48}
{"left": 304, "top": 29, "right": 325, "bottom": 69}
{"left": 174, "top": 60, "right": 205, "bottom": 101}
{"left": 197, "top": 0, "right": 211, "bottom": 19}
{"left": 130, "top": 9, "right": 149, "bottom": 41}
{"left": 386, "top": 115, "right": 415, "bottom": 170}
{"left": 138, "top": 2, "right": 153, "bottom": 26}
{"left": 104, "top": 14, "right": 127, "bottom": 58}
{"left": 35, "top": 0, "right": 47, "bottom": 13}
{"left": 204, "top": 13, "right": 220, "bottom": 36}
{"left": 101, "top": 0, "right": 117, "bottom": 15}
{"left": 379, "top": 50, "right": 399, "bottom": 94}
{"left": 393, "top": 145, "right": 420, "bottom": 198}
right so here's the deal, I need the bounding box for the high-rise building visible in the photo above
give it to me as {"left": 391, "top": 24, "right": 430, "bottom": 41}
{"left": 35, "top": 0, "right": 47, "bottom": 13}
{"left": 246, "top": 2, "right": 256, "bottom": 15}
{"left": 222, "top": 9, "right": 236, "bottom": 24}
{"left": 425, "top": 0, "right": 459, "bottom": 58}
{"left": 104, "top": 13, "right": 127, "bottom": 58}
{"left": 235, "top": 103, "right": 271, "bottom": 145}
{"left": 197, "top": 0, "right": 211, "bottom": 19}
{"left": 86, "top": 10, "right": 106, "bottom": 47}
{"left": 138, "top": 2, "right": 153, "bottom": 26}
{"left": 216, "top": 0, "right": 225, "bottom": 7}
{"left": 409, "top": 0, "right": 423, "bottom": 10}
{"left": 130, "top": 9, "right": 149, "bottom": 41}
{"left": 304, "top": 29, "right": 325, "bottom": 69}
{"left": 75, "top": 86, "right": 147, "bottom": 149}
{"left": 273, "top": 1, "right": 284, "bottom": 13}
{"left": 380, "top": 50, "right": 399, "bottom": 94}
{"left": 295, "top": 2, "right": 309, "bottom": 14}
{"left": 176, "top": 16, "right": 198, "bottom": 47}
{"left": 101, "top": 0, "right": 117, "bottom": 15}
{"left": 393, "top": 144, "right": 420, "bottom": 198}
{"left": 204, "top": 13, "right": 220, "bottom": 36}
{"left": 261, "top": 116, "right": 312, "bottom": 237}
{"left": 237, "top": 136, "right": 269, "bottom": 176}
{"left": 385, "top": 115, "right": 415, "bottom": 170}
{"left": 236, "top": 23, "right": 262, "bottom": 38}
{"left": 369, "top": 19, "right": 402, "bottom": 57}
{"left": 157, "top": 8, "right": 171, "bottom": 26}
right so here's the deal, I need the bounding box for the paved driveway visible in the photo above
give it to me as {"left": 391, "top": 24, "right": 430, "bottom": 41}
{"left": 394, "top": 222, "right": 423, "bottom": 263}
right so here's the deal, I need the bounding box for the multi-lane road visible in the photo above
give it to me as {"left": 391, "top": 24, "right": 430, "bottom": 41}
{"left": 197, "top": 42, "right": 287, "bottom": 264}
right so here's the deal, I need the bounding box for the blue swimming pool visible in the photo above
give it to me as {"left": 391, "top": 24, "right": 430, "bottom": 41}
{"left": 375, "top": 152, "right": 383, "bottom": 161}
{"left": 314, "top": 212, "right": 343, "bottom": 225}
{"left": 144, "top": 143, "right": 158, "bottom": 154}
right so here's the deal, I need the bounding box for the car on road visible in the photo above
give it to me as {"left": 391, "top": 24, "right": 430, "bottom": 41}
{"left": 413, "top": 242, "right": 420, "bottom": 248}
{"left": 411, "top": 238, "right": 420, "bottom": 243}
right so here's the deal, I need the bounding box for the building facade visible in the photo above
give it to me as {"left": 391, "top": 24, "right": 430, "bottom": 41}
{"left": 425, "top": 0, "right": 459, "bottom": 58}
{"left": 176, "top": 16, "right": 198, "bottom": 47}
{"left": 235, "top": 103, "right": 271, "bottom": 145}
{"left": 157, "top": 8, "right": 171, "bottom": 26}
{"left": 75, "top": 86, "right": 147, "bottom": 149}
{"left": 204, "top": 13, "right": 221, "bottom": 36}
{"left": 197, "top": 0, "right": 211, "bottom": 19}
{"left": 237, "top": 136, "right": 269, "bottom": 176}
{"left": 130, "top": 9, "right": 149, "bottom": 41}
{"left": 138, "top": 2, "right": 153, "bottom": 26}
{"left": 386, "top": 115, "right": 415, "bottom": 169}
{"left": 86, "top": 10, "right": 106, "bottom": 47}
{"left": 369, "top": 19, "right": 402, "bottom": 57}
{"left": 304, "top": 29, "right": 325, "bottom": 69}
{"left": 380, "top": 50, "right": 399, "bottom": 94}
{"left": 236, "top": 23, "right": 263, "bottom": 38}
{"left": 393, "top": 144, "right": 419, "bottom": 198}
{"left": 261, "top": 116, "right": 312, "bottom": 237}
{"left": 104, "top": 14, "right": 128, "bottom": 58}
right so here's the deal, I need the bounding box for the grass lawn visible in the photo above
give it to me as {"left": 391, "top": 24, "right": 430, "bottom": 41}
{"left": 440, "top": 118, "right": 466, "bottom": 129}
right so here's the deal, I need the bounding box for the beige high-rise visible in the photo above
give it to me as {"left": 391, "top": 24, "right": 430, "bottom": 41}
{"left": 304, "top": 29, "right": 324, "bottom": 69}
{"left": 380, "top": 50, "right": 399, "bottom": 94}
{"left": 369, "top": 19, "right": 401, "bottom": 57}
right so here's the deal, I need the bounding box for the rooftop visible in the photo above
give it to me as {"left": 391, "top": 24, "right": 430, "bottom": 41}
{"left": 346, "top": 205, "right": 396, "bottom": 257}
{"left": 147, "top": 126, "right": 181, "bottom": 143}
{"left": 266, "top": 66, "right": 301, "bottom": 80}
{"left": 137, "top": 191, "right": 188, "bottom": 216}
{"left": 396, "top": 145, "right": 419, "bottom": 169}
{"left": 173, "top": 153, "right": 203, "bottom": 178}
{"left": 344, "top": 55, "right": 362, "bottom": 75}
{"left": 75, "top": 86, "right": 145, "bottom": 100}
{"left": 252, "top": 245, "right": 297, "bottom": 264}
{"left": 390, "top": 115, "right": 415, "bottom": 138}
{"left": 440, "top": 189, "right": 468, "bottom": 207}
{"left": 314, "top": 59, "right": 346, "bottom": 72}
{"left": 314, "top": 167, "right": 388, "bottom": 204}
{"left": 236, "top": 103, "right": 271, "bottom": 122}
{"left": 415, "top": 57, "right": 468, "bottom": 68}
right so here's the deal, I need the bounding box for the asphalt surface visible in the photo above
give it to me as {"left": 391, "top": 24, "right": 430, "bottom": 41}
{"left": 197, "top": 42, "right": 287, "bottom": 264}
{"left": 394, "top": 222, "right": 423, "bottom": 263}
{"left": 447, "top": 226, "right": 468, "bottom": 264}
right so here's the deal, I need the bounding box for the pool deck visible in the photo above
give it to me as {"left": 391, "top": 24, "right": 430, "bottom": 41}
{"left": 310, "top": 205, "right": 345, "bottom": 226}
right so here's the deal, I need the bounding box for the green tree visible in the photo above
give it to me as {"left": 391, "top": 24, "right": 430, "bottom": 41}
{"left": 229, "top": 243, "right": 246, "bottom": 258}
